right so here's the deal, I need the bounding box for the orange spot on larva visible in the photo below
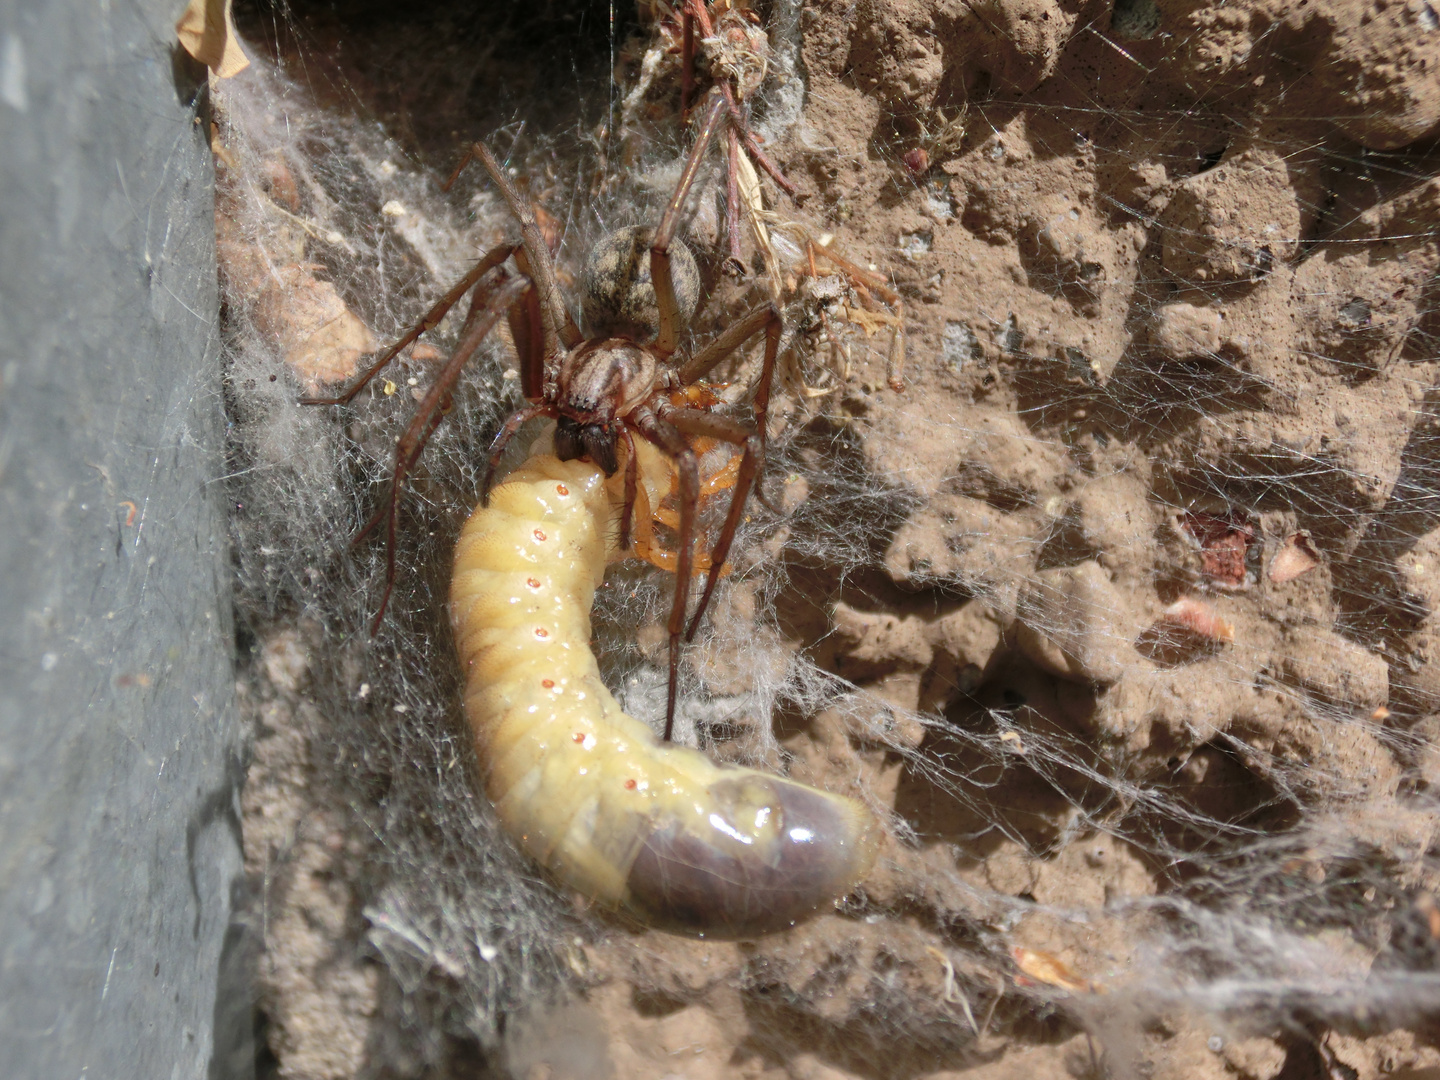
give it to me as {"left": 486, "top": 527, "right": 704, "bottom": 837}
{"left": 526, "top": 577, "right": 541, "bottom": 589}
{"left": 556, "top": 484, "right": 569, "bottom": 496}
{"left": 542, "top": 679, "right": 555, "bottom": 688}
{"left": 533, "top": 528, "right": 547, "bottom": 542}
{"left": 534, "top": 627, "right": 549, "bottom": 639}
{"left": 624, "top": 779, "right": 637, "bottom": 790}
{"left": 572, "top": 732, "right": 585, "bottom": 743}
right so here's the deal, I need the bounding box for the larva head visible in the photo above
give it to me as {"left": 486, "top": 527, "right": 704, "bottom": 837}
{"left": 554, "top": 338, "right": 658, "bottom": 477}
{"left": 580, "top": 225, "right": 701, "bottom": 342}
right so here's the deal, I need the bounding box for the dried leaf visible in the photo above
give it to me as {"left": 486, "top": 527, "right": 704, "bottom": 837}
{"left": 252, "top": 266, "right": 375, "bottom": 388}
{"left": 176, "top": 0, "right": 251, "bottom": 79}
{"left": 1156, "top": 596, "right": 1234, "bottom": 643}
{"left": 216, "top": 202, "right": 373, "bottom": 388}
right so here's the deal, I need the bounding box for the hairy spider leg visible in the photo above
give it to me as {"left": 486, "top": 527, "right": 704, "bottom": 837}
{"left": 680, "top": 0, "right": 698, "bottom": 116}
{"left": 470, "top": 142, "right": 582, "bottom": 356}
{"left": 679, "top": 302, "right": 780, "bottom": 453}
{"left": 628, "top": 407, "right": 700, "bottom": 741}
{"left": 508, "top": 244, "right": 548, "bottom": 401}
{"left": 651, "top": 91, "right": 728, "bottom": 357}
{"left": 664, "top": 408, "right": 764, "bottom": 642}
{"left": 299, "top": 242, "right": 517, "bottom": 406}
{"left": 619, "top": 425, "right": 642, "bottom": 553}
{"left": 355, "top": 272, "right": 532, "bottom": 632}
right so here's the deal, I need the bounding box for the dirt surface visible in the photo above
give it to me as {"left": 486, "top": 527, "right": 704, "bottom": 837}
{"left": 219, "top": 0, "right": 1440, "bottom": 1077}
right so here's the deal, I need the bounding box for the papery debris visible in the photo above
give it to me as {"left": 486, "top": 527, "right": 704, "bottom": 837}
{"left": 176, "top": 0, "right": 251, "bottom": 78}
{"left": 1012, "top": 947, "right": 1095, "bottom": 993}
{"left": 1268, "top": 531, "right": 1320, "bottom": 583}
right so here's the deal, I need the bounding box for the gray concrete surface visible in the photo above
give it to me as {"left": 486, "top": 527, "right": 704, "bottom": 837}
{"left": 0, "top": 2, "right": 241, "bottom": 1077}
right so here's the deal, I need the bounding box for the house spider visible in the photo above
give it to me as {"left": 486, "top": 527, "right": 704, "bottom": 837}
{"left": 304, "top": 91, "right": 781, "bottom": 740}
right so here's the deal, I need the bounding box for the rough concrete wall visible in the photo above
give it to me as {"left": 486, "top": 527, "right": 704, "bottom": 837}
{"left": 0, "top": 3, "right": 240, "bottom": 1077}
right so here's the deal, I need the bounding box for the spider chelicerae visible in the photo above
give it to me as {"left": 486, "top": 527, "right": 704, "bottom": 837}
{"left": 304, "top": 91, "right": 782, "bottom": 739}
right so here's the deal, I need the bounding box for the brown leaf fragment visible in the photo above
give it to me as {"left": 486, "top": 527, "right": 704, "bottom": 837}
{"left": 1011, "top": 947, "right": 1095, "bottom": 993}
{"left": 261, "top": 155, "right": 301, "bottom": 213}
{"left": 252, "top": 266, "right": 375, "bottom": 388}
{"left": 176, "top": 0, "right": 251, "bottom": 78}
{"left": 1268, "top": 531, "right": 1321, "bottom": 583}
{"left": 216, "top": 201, "right": 374, "bottom": 389}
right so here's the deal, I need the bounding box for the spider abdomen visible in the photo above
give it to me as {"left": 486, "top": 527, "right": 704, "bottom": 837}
{"left": 451, "top": 448, "right": 879, "bottom": 937}
{"left": 581, "top": 226, "right": 701, "bottom": 342}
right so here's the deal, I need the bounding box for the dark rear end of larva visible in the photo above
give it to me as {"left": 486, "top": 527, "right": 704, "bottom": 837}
{"left": 622, "top": 772, "right": 879, "bottom": 938}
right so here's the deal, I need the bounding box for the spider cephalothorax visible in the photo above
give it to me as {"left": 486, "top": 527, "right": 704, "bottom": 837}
{"left": 551, "top": 227, "right": 702, "bottom": 475}
{"left": 307, "top": 90, "right": 782, "bottom": 738}
{"left": 551, "top": 338, "right": 655, "bottom": 473}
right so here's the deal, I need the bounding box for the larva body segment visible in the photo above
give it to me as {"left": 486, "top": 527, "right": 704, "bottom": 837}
{"left": 451, "top": 451, "right": 879, "bottom": 937}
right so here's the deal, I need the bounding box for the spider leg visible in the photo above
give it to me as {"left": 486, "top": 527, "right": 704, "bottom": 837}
{"left": 678, "top": 301, "right": 781, "bottom": 456}
{"left": 651, "top": 91, "right": 727, "bottom": 357}
{"left": 470, "top": 141, "right": 583, "bottom": 353}
{"left": 619, "top": 425, "right": 641, "bottom": 553}
{"left": 631, "top": 407, "right": 699, "bottom": 742}
{"left": 723, "top": 127, "right": 746, "bottom": 278}
{"left": 480, "top": 402, "right": 550, "bottom": 508}
{"left": 684, "top": 0, "right": 714, "bottom": 35}
{"left": 508, "top": 246, "right": 548, "bottom": 401}
{"left": 300, "top": 242, "right": 516, "bottom": 406}
{"left": 355, "top": 397, "right": 445, "bottom": 638}
{"left": 358, "top": 272, "right": 531, "bottom": 633}
{"left": 662, "top": 408, "right": 763, "bottom": 643}
{"left": 720, "top": 83, "right": 800, "bottom": 201}
{"left": 680, "top": 3, "right": 697, "bottom": 117}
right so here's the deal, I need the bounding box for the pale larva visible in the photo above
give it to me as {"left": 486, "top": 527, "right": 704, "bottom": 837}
{"left": 450, "top": 444, "right": 879, "bottom": 937}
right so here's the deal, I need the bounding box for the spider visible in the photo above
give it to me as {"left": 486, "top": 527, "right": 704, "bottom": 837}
{"left": 303, "top": 91, "right": 781, "bottom": 740}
